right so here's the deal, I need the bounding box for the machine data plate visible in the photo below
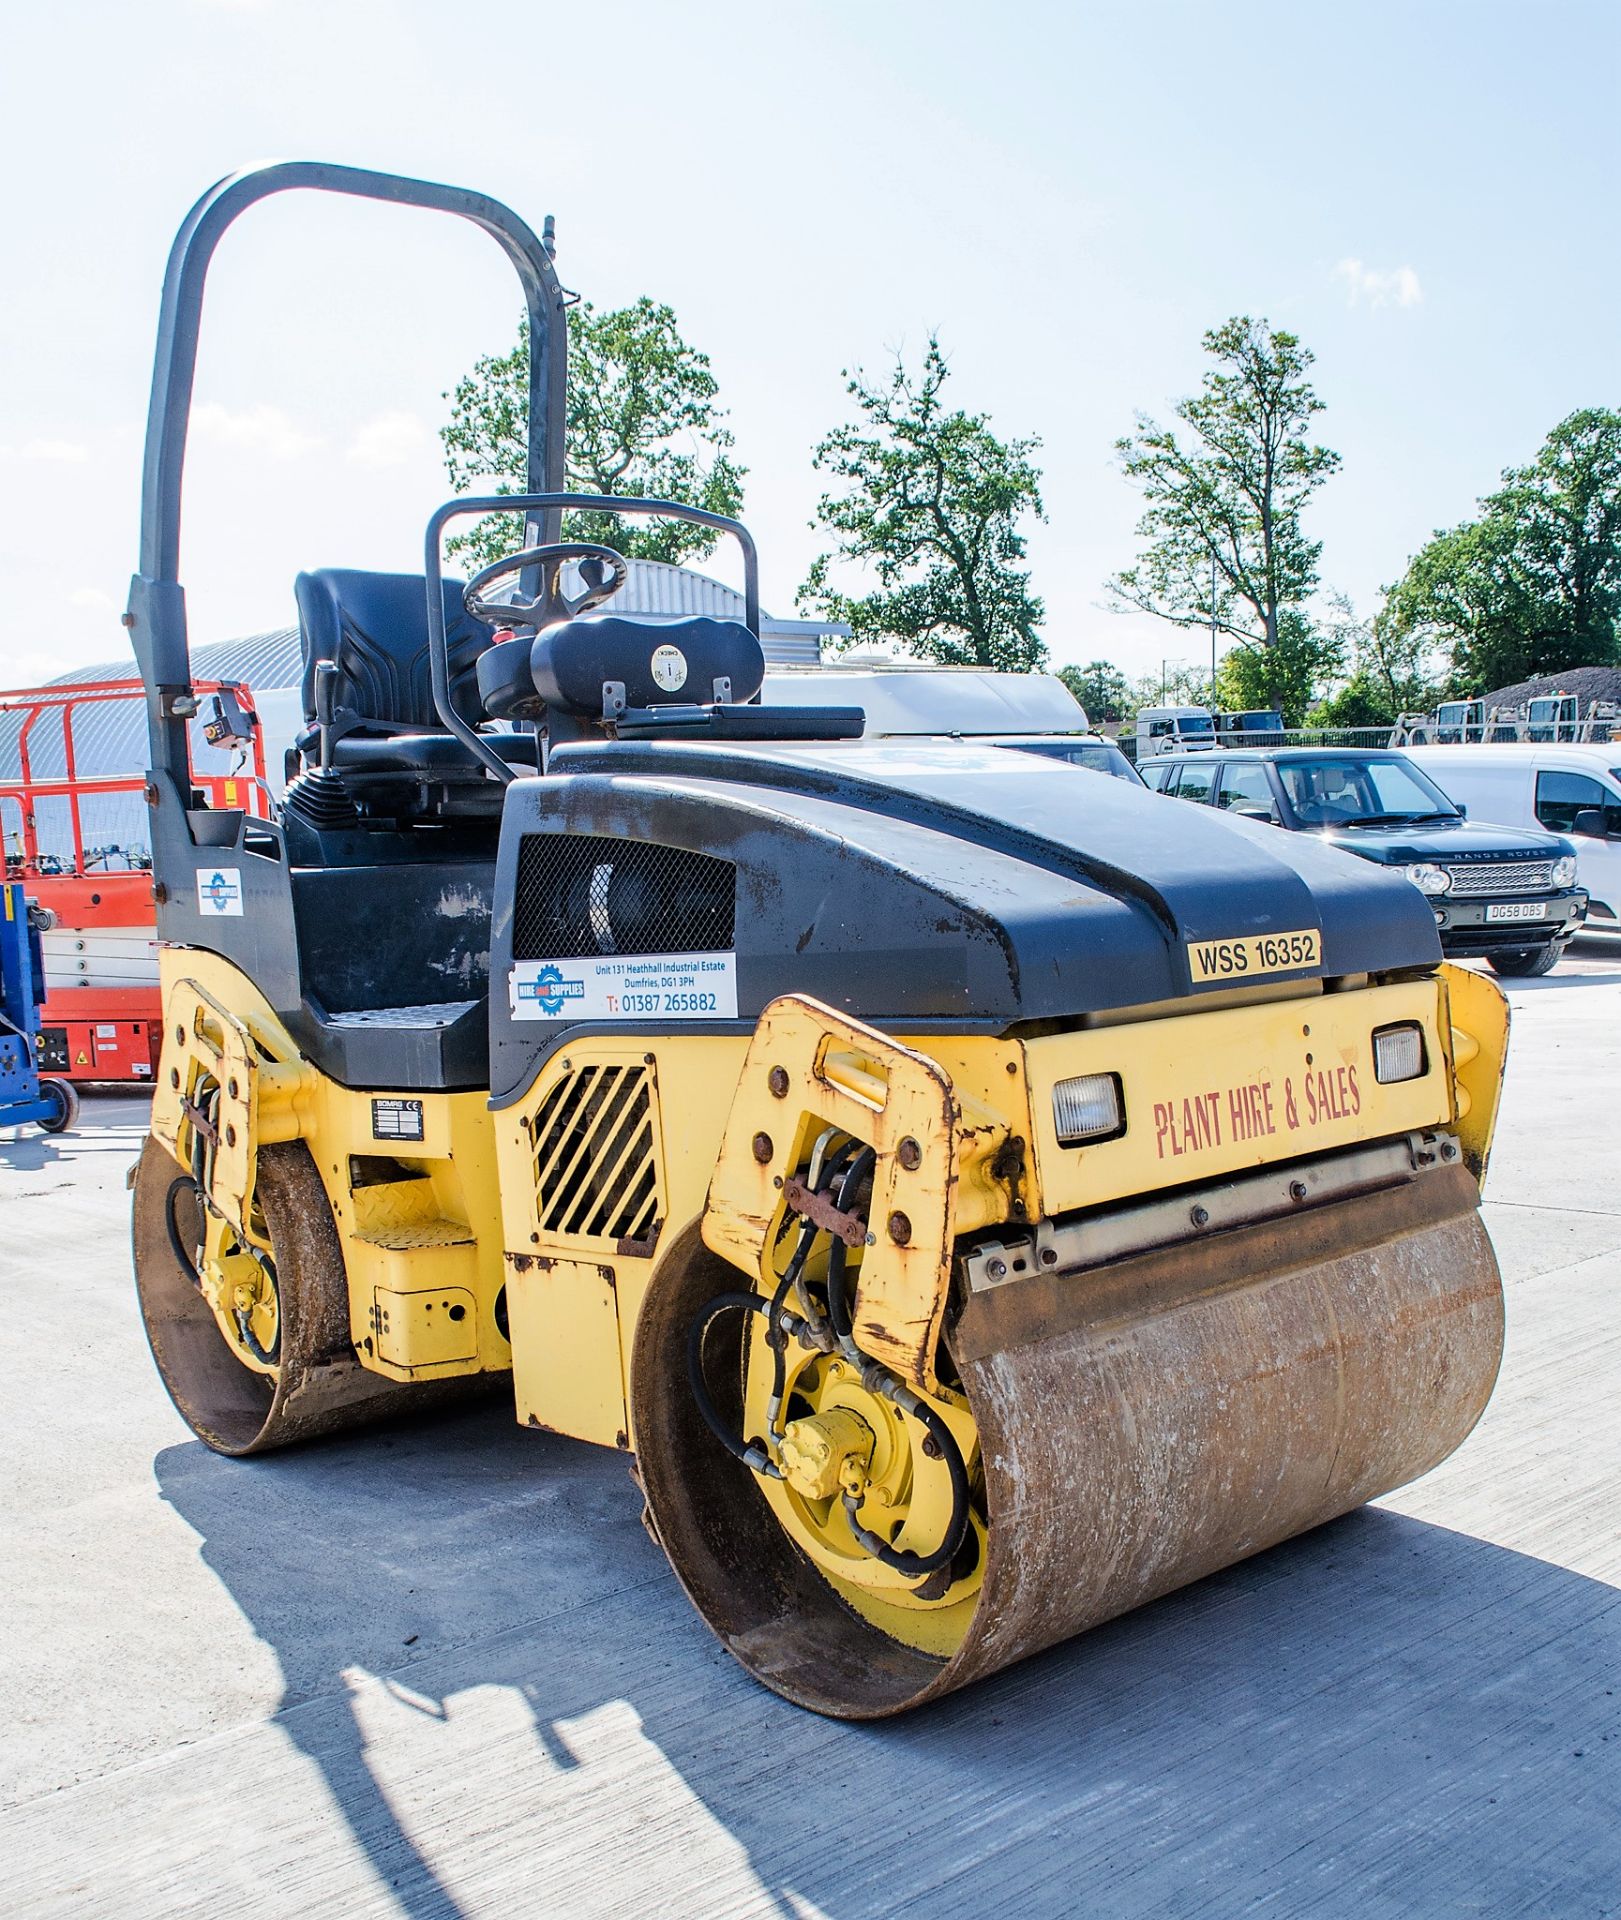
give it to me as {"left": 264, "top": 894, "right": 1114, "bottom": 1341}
{"left": 371, "top": 1097, "right": 425, "bottom": 1142}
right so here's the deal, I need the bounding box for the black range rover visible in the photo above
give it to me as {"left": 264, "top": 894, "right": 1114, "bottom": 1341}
{"left": 1142, "top": 745, "right": 1587, "bottom": 976}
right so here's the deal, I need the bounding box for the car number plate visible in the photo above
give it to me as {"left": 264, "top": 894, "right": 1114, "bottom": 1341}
{"left": 1485, "top": 902, "right": 1547, "bottom": 923}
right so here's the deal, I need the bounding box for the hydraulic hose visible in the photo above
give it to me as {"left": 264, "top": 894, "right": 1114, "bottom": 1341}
{"left": 775, "top": 1133, "right": 864, "bottom": 1348}
{"left": 690, "top": 1135, "right": 864, "bottom": 1472}
{"left": 840, "top": 1365, "right": 973, "bottom": 1580}
{"left": 189, "top": 1081, "right": 217, "bottom": 1188}
{"left": 231, "top": 1240, "right": 282, "bottom": 1367}
{"left": 164, "top": 1175, "right": 206, "bottom": 1278}
{"left": 765, "top": 1217, "right": 820, "bottom": 1435}
{"left": 687, "top": 1291, "right": 806, "bottom": 1478}
{"left": 691, "top": 1136, "right": 864, "bottom": 1467}
{"left": 690, "top": 1136, "right": 971, "bottom": 1586}
{"left": 165, "top": 1171, "right": 281, "bottom": 1365}
{"left": 824, "top": 1145, "right": 876, "bottom": 1341}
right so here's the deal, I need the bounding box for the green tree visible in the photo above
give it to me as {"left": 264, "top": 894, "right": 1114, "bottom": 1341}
{"left": 1308, "top": 672, "right": 1399, "bottom": 730}
{"left": 1211, "top": 610, "right": 1340, "bottom": 725}
{"left": 798, "top": 337, "right": 1047, "bottom": 669}
{"left": 1302, "top": 592, "right": 1437, "bottom": 728}
{"left": 442, "top": 298, "right": 746, "bottom": 570}
{"left": 1057, "top": 659, "right": 1131, "bottom": 720}
{"left": 1109, "top": 316, "right": 1342, "bottom": 713}
{"left": 1382, "top": 408, "right": 1621, "bottom": 689}
{"left": 1362, "top": 620, "right": 1443, "bottom": 717}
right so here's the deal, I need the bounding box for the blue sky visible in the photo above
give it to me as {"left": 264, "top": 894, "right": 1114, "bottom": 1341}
{"left": 1, "top": 0, "right": 1616, "bottom": 686}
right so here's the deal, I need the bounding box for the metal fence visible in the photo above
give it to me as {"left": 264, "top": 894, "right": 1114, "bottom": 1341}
{"left": 1120, "top": 724, "right": 1400, "bottom": 764}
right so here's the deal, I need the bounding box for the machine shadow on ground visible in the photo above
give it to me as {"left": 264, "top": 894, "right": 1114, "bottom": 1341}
{"left": 0, "top": 1090, "right": 148, "bottom": 1170}
{"left": 156, "top": 1404, "right": 1621, "bottom": 1920}
{"left": 0, "top": 1135, "right": 73, "bottom": 1173}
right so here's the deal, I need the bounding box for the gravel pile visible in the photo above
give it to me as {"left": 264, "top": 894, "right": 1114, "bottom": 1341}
{"left": 1482, "top": 664, "right": 1621, "bottom": 715}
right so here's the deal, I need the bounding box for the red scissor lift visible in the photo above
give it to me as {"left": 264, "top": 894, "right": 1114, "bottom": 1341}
{"left": 1, "top": 677, "right": 272, "bottom": 1084}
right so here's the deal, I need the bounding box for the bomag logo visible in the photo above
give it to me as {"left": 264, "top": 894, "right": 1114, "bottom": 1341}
{"left": 516, "top": 965, "right": 586, "bottom": 1017}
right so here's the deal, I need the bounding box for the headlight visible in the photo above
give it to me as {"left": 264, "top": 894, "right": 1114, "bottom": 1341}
{"left": 1404, "top": 862, "right": 1452, "bottom": 896}
{"left": 1052, "top": 1072, "right": 1125, "bottom": 1145}
{"left": 1373, "top": 1023, "right": 1427, "bottom": 1083}
{"left": 1553, "top": 855, "right": 1578, "bottom": 888}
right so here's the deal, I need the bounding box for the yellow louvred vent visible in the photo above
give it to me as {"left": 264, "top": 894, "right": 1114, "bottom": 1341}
{"left": 530, "top": 1061, "right": 664, "bottom": 1254}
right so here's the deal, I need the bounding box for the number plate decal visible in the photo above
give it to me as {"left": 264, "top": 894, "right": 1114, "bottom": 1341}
{"left": 510, "top": 951, "right": 739, "bottom": 1021}
{"left": 1188, "top": 927, "right": 1322, "bottom": 982}
{"left": 1485, "top": 902, "right": 1547, "bottom": 923}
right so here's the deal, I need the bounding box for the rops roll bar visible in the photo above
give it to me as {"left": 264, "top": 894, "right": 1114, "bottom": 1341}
{"left": 126, "top": 161, "right": 568, "bottom": 786}
{"left": 424, "top": 493, "right": 761, "bottom": 782}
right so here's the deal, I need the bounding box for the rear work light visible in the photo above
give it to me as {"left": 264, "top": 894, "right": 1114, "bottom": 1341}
{"left": 1052, "top": 1071, "right": 1125, "bottom": 1145}
{"left": 1373, "top": 1023, "right": 1427, "bottom": 1084}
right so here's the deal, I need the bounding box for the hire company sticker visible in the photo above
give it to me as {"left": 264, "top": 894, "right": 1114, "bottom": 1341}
{"left": 510, "top": 950, "right": 737, "bottom": 1021}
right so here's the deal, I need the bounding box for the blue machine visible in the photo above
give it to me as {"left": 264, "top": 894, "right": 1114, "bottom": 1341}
{"left": 1, "top": 883, "right": 77, "bottom": 1133}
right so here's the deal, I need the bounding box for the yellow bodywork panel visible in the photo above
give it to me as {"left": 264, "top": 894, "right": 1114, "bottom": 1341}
{"left": 505, "top": 1254, "right": 627, "bottom": 1447}
{"left": 149, "top": 978, "right": 312, "bottom": 1238}
{"left": 153, "top": 946, "right": 1506, "bottom": 1448}
{"left": 703, "top": 996, "right": 1019, "bottom": 1396}
{"left": 1438, "top": 961, "right": 1511, "bottom": 1182}
{"left": 493, "top": 1036, "right": 752, "bottom": 1447}
{"left": 152, "top": 948, "right": 508, "bottom": 1384}
{"left": 700, "top": 976, "right": 1488, "bottom": 1404}
{"left": 373, "top": 1286, "right": 479, "bottom": 1370}
{"left": 1023, "top": 977, "right": 1458, "bottom": 1220}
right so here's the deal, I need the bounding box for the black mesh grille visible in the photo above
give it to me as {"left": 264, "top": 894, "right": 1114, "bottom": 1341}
{"left": 513, "top": 834, "right": 737, "bottom": 960}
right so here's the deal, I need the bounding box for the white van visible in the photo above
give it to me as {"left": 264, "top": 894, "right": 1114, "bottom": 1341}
{"left": 1402, "top": 743, "right": 1621, "bottom": 927}
{"left": 1135, "top": 706, "right": 1217, "bottom": 757}
{"left": 760, "top": 661, "right": 1143, "bottom": 782}
{"left": 763, "top": 662, "right": 1089, "bottom": 736}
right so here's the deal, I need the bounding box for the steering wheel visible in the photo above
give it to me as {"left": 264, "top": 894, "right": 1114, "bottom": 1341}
{"left": 463, "top": 541, "right": 630, "bottom": 629}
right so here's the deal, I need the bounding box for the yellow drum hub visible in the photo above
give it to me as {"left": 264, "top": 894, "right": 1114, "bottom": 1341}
{"left": 193, "top": 1204, "right": 280, "bottom": 1378}
{"left": 745, "top": 1329, "right": 986, "bottom": 1656}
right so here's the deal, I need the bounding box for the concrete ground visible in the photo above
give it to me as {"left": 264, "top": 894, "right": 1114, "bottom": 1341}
{"left": 3, "top": 945, "right": 1617, "bottom": 1919}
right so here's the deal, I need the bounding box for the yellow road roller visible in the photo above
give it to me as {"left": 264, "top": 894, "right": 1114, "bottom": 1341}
{"left": 126, "top": 164, "right": 1510, "bottom": 1717}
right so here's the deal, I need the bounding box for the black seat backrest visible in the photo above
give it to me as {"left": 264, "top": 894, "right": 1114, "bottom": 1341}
{"left": 295, "top": 569, "right": 491, "bottom": 734}
{"left": 531, "top": 613, "right": 766, "bottom": 716}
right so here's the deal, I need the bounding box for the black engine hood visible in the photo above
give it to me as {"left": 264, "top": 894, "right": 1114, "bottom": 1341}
{"left": 483, "top": 739, "right": 1444, "bottom": 1097}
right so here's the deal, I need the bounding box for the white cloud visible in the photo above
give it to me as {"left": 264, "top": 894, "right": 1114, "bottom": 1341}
{"left": 7, "top": 648, "right": 67, "bottom": 684}
{"left": 192, "top": 402, "right": 323, "bottom": 460}
{"left": 345, "top": 409, "right": 432, "bottom": 470}
{"left": 69, "top": 587, "right": 118, "bottom": 612}
{"left": 1334, "top": 259, "right": 1423, "bottom": 309}
{"left": 0, "top": 437, "right": 90, "bottom": 464}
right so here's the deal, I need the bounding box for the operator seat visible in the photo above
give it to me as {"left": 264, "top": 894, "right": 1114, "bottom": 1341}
{"left": 293, "top": 568, "right": 538, "bottom": 775}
